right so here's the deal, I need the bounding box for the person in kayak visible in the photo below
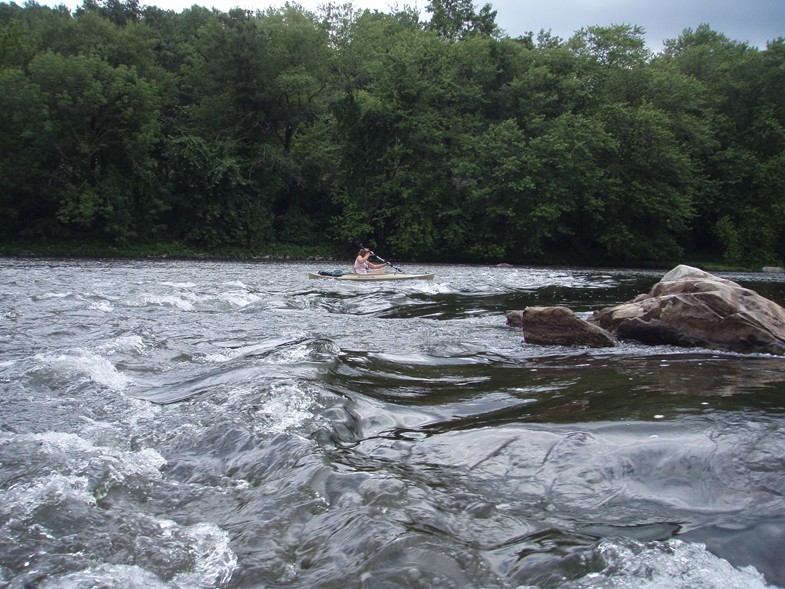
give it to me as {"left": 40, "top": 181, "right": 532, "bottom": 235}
{"left": 354, "top": 248, "right": 390, "bottom": 274}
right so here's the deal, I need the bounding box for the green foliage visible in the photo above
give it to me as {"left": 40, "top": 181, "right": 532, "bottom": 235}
{"left": 569, "top": 24, "right": 650, "bottom": 70}
{"left": 454, "top": 119, "right": 541, "bottom": 257}
{"left": 425, "top": 0, "right": 498, "bottom": 41}
{"left": 332, "top": 21, "right": 462, "bottom": 256}
{"left": 0, "top": 67, "right": 49, "bottom": 237}
{"left": 593, "top": 102, "right": 696, "bottom": 262}
{"left": 163, "top": 133, "right": 268, "bottom": 247}
{"left": 0, "top": 18, "right": 30, "bottom": 67}
{"left": 25, "top": 51, "right": 161, "bottom": 241}
{"left": 0, "top": 2, "right": 783, "bottom": 267}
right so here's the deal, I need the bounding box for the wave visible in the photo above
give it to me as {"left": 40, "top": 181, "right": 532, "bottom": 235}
{"left": 0, "top": 431, "right": 236, "bottom": 589}
{"left": 31, "top": 350, "right": 131, "bottom": 392}
{"left": 30, "top": 521, "right": 236, "bottom": 589}
{"left": 134, "top": 336, "right": 338, "bottom": 404}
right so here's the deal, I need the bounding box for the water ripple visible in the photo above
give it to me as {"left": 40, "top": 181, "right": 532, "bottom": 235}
{"left": 2, "top": 258, "right": 785, "bottom": 588}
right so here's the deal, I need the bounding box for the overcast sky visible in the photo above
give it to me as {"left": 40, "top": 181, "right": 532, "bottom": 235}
{"left": 36, "top": 0, "right": 785, "bottom": 51}
{"left": 489, "top": 0, "right": 784, "bottom": 50}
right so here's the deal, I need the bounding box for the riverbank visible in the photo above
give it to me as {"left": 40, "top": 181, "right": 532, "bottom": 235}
{"left": 0, "top": 240, "right": 345, "bottom": 262}
{"left": 0, "top": 239, "right": 768, "bottom": 273}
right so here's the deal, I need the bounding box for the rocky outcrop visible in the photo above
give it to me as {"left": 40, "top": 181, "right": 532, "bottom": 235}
{"left": 589, "top": 265, "right": 785, "bottom": 355}
{"left": 520, "top": 306, "right": 616, "bottom": 348}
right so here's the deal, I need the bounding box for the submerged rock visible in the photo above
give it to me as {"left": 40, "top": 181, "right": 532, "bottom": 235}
{"left": 521, "top": 306, "right": 616, "bottom": 348}
{"left": 590, "top": 265, "right": 785, "bottom": 355}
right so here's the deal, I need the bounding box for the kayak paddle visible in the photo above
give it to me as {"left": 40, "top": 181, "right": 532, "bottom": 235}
{"left": 353, "top": 240, "right": 404, "bottom": 273}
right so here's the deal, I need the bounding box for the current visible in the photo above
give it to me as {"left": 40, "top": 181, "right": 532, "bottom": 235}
{"left": 2, "top": 257, "right": 785, "bottom": 588}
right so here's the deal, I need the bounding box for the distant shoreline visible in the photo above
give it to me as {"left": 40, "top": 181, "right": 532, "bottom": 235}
{"left": 0, "top": 242, "right": 767, "bottom": 273}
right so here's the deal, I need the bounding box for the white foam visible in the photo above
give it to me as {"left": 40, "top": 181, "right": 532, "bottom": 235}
{"left": 402, "top": 280, "right": 452, "bottom": 295}
{"left": 138, "top": 293, "right": 197, "bottom": 311}
{"left": 34, "top": 291, "right": 72, "bottom": 300}
{"left": 202, "top": 350, "right": 238, "bottom": 363}
{"left": 89, "top": 300, "right": 114, "bottom": 312}
{"left": 33, "top": 430, "right": 165, "bottom": 468}
{"left": 121, "top": 396, "right": 163, "bottom": 427}
{"left": 221, "top": 280, "right": 248, "bottom": 288}
{"left": 256, "top": 382, "right": 317, "bottom": 433}
{"left": 116, "top": 447, "right": 168, "bottom": 479}
{"left": 560, "top": 538, "right": 780, "bottom": 589}
{"left": 0, "top": 433, "right": 168, "bottom": 535}
{"left": 135, "top": 288, "right": 261, "bottom": 312}
{"left": 266, "top": 342, "right": 313, "bottom": 364}
{"left": 218, "top": 290, "right": 261, "bottom": 309}
{"left": 1, "top": 473, "right": 96, "bottom": 520}
{"left": 35, "top": 520, "right": 237, "bottom": 589}
{"left": 200, "top": 334, "right": 313, "bottom": 364}
{"left": 34, "top": 430, "right": 96, "bottom": 453}
{"left": 35, "top": 350, "right": 130, "bottom": 391}
{"left": 39, "top": 563, "right": 169, "bottom": 589}
{"left": 12, "top": 432, "right": 167, "bottom": 503}
{"left": 98, "top": 335, "right": 147, "bottom": 356}
{"left": 171, "top": 522, "right": 238, "bottom": 588}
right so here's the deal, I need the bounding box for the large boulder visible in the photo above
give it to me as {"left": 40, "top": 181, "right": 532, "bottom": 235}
{"left": 589, "top": 265, "right": 785, "bottom": 355}
{"left": 521, "top": 306, "right": 616, "bottom": 348}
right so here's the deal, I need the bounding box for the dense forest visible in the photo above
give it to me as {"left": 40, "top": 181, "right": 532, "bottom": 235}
{"left": 1, "top": 0, "right": 783, "bottom": 266}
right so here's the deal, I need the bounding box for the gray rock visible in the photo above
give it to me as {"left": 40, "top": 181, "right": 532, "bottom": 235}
{"left": 590, "top": 264, "right": 785, "bottom": 355}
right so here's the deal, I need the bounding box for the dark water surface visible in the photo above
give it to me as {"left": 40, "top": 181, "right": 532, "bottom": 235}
{"left": 2, "top": 258, "right": 785, "bottom": 588}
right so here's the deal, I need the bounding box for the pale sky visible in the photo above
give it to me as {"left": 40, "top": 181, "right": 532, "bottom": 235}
{"left": 34, "top": 0, "right": 785, "bottom": 51}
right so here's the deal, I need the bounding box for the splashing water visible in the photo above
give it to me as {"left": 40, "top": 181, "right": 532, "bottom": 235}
{"left": 2, "top": 258, "right": 785, "bottom": 588}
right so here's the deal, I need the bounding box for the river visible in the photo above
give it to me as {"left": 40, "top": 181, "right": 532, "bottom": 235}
{"left": 2, "top": 257, "right": 785, "bottom": 588}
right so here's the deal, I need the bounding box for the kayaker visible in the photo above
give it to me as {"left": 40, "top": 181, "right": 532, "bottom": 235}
{"left": 354, "top": 248, "right": 390, "bottom": 274}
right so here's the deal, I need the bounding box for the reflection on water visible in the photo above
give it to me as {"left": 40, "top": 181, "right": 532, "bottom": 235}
{"left": 1, "top": 258, "right": 784, "bottom": 588}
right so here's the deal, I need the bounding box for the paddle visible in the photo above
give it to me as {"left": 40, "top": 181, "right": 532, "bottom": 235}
{"left": 352, "top": 240, "right": 404, "bottom": 273}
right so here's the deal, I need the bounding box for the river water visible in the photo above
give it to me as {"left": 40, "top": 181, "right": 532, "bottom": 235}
{"left": 2, "top": 257, "right": 785, "bottom": 589}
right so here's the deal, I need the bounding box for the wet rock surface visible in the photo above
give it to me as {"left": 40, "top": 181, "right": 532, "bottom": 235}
{"left": 521, "top": 306, "right": 616, "bottom": 348}
{"left": 589, "top": 265, "right": 785, "bottom": 355}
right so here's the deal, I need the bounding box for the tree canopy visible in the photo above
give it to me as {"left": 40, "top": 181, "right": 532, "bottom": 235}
{"left": 1, "top": 0, "right": 783, "bottom": 266}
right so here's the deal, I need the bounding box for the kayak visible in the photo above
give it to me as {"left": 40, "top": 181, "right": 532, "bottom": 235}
{"left": 308, "top": 271, "right": 434, "bottom": 281}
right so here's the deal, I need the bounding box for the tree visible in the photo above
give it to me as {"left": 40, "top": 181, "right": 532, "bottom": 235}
{"left": 569, "top": 24, "right": 650, "bottom": 70}
{"left": 26, "top": 51, "right": 162, "bottom": 242}
{"left": 163, "top": 133, "right": 263, "bottom": 246}
{"left": 591, "top": 103, "right": 696, "bottom": 262}
{"left": 453, "top": 119, "right": 541, "bottom": 258}
{"left": 1, "top": 0, "right": 783, "bottom": 265}
{"left": 0, "top": 67, "right": 51, "bottom": 239}
{"left": 663, "top": 25, "right": 784, "bottom": 265}
{"left": 425, "top": 0, "right": 497, "bottom": 41}
{"left": 179, "top": 5, "right": 338, "bottom": 245}
{"left": 76, "top": 0, "right": 141, "bottom": 26}
{"left": 332, "top": 18, "right": 466, "bottom": 255}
